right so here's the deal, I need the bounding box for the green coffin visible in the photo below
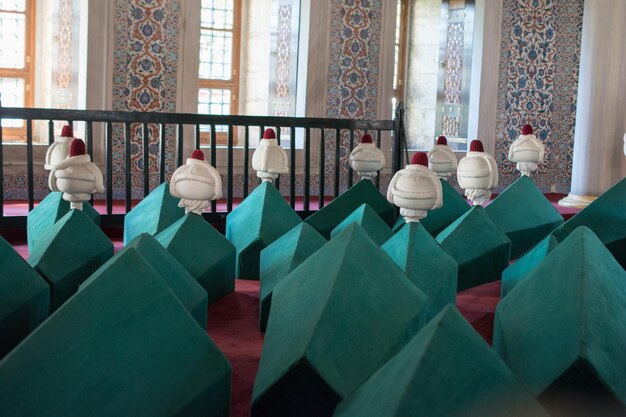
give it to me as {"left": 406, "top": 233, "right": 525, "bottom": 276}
{"left": 550, "top": 177, "right": 626, "bottom": 268}
{"left": 115, "top": 233, "right": 208, "bottom": 328}
{"left": 226, "top": 182, "right": 301, "bottom": 279}
{"left": 383, "top": 222, "right": 457, "bottom": 320}
{"left": 156, "top": 214, "right": 235, "bottom": 305}
{"left": 330, "top": 203, "right": 393, "bottom": 245}
{"left": 252, "top": 224, "right": 428, "bottom": 417}
{"left": 0, "top": 249, "right": 231, "bottom": 417}
{"left": 0, "top": 236, "right": 49, "bottom": 358}
{"left": 493, "top": 227, "right": 626, "bottom": 416}
{"left": 28, "top": 209, "right": 113, "bottom": 311}
{"left": 259, "top": 222, "right": 326, "bottom": 331}
{"left": 123, "top": 182, "right": 184, "bottom": 246}
{"left": 485, "top": 176, "right": 563, "bottom": 259}
{"left": 27, "top": 192, "right": 100, "bottom": 253}
{"left": 501, "top": 234, "right": 559, "bottom": 297}
{"left": 436, "top": 206, "right": 511, "bottom": 291}
{"left": 420, "top": 179, "right": 470, "bottom": 236}
{"left": 334, "top": 306, "right": 550, "bottom": 417}
{"left": 305, "top": 179, "right": 394, "bottom": 238}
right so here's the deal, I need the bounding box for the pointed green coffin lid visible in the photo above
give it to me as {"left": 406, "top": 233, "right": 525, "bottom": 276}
{"left": 501, "top": 233, "right": 559, "bottom": 297}
{"left": 0, "top": 249, "right": 231, "bottom": 417}
{"left": 485, "top": 176, "right": 563, "bottom": 259}
{"left": 259, "top": 222, "right": 326, "bottom": 331}
{"left": 331, "top": 203, "right": 393, "bottom": 245}
{"left": 0, "top": 236, "right": 49, "bottom": 358}
{"left": 305, "top": 179, "right": 395, "bottom": 239}
{"left": 493, "top": 227, "right": 626, "bottom": 406}
{"left": 252, "top": 224, "right": 428, "bottom": 416}
{"left": 123, "top": 182, "right": 184, "bottom": 246}
{"left": 27, "top": 192, "right": 100, "bottom": 253}
{"left": 334, "top": 306, "right": 550, "bottom": 417}
{"left": 100, "top": 233, "right": 209, "bottom": 328}
{"left": 436, "top": 206, "right": 511, "bottom": 291}
{"left": 550, "top": 176, "right": 626, "bottom": 268}
{"left": 420, "top": 179, "right": 470, "bottom": 236}
{"left": 383, "top": 222, "right": 457, "bottom": 321}
{"left": 28, "top": 209, "right": 113, "bottom": 311}
{"left": 226, "top": 182, "right": 301, "bottom": 279}
{"left": 156, "top": 214, "right": 235, "bottom": 305}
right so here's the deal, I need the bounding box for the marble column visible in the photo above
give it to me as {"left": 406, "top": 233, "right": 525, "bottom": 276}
{"left": 559, "top": 0, "right": 626, "bottom": 208}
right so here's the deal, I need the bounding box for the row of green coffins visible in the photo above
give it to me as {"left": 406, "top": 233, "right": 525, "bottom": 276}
{"left": 252, "top": 182, "right": 626, "bottom": 416}
{"left": 251, "top": 223, "right": 551, "bottom": 417}
{"left": 6, "top": 175, "right": 626, "bottom": 415}
{"left": 121, "top": 175, "right": 562, "bottom": 288}
{"left": 0, "top": 247, "right": 231, "bottom": 417}
{"left": 11, "top": 172, "right": 614, "bottom": 352}
{"left": 491, "top": 179, "right": 626, "bottom": 416}
{"left": 2, "top": 188, "right": 236, "bottom": 360}
{"left": 494, "top": 226, "right": 626, "bottom": 417}
{"left": 9, "top": 175, "right": 568, "bottom": 351}
{"left": 240, "top": 176, "right": 563, "bottom": 296}
{"left": 121, "top": 174, "right": 626, "bottom": 302}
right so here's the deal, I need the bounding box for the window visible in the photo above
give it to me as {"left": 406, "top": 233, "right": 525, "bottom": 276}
{"left": 198, "top": 0, "right": 241, "bottom": 144}
{"left": 392, "top": 0, "right": 408, "bottom": 118}
{"left": 0, "top": 0, "right": 35, "bottom": 141}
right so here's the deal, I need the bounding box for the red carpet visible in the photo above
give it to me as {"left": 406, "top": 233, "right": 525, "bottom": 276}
{"left": 207, "top": 279, "right": 501, "bottom": 417}
{"left": 208, "top": 280, "right": 264, "bottom": 417}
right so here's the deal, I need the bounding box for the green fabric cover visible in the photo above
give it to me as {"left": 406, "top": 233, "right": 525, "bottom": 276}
{"left": 156, "top": 213, "right": 235, "bottom": 305}
{"left": 112, "top": 233, "right": 208, "bottom": 328}
{"left": 330, "top": 203, "right": 393, "bottom": 245}
{"left": 226, "top": 182, "right": 302, "bottom": 279}
{"left": 383, "top": 222, "right": 458, "bottom": 320}
{"left": 334, "top": 306, "right": 550, "bottom": 417}
{"left": 27, "top": 192, "right": 100, "bottom": 253}
{"left": 501, "top": 234, "right": 559, "bottom": 297}
{"left": 123, "top": 182, "right": 184, "bottom": 246}
{"left": 493, "top": 227, "right": 626, "bottom": 410}
{"left": 485, "top": 176, "right": 563, "bottom": 259}
{"left": 0, "top": 236, "right": 49, "bottom": 358}
{"left": 0, "top": 248, "right": 232, "bottom": 417}
{"left": 305, "top": 179, "right": 394, "bottom": 238}
{"left": 436, "top": 206, "right": 511, "bottom": 291}
{"left": 28, "top": 209, "right": 113, "bottom": 311}
{"left": 420, "top": 179, "right": 470, "bottom": 236}
{"left": 259, "top": 222, "right": 326, "bottom": 331}
{"left": 550, "top": 177, "right": 626, "bottom": 268}
{"left": 252, "top": 224, "right": 428, "bottom": 417}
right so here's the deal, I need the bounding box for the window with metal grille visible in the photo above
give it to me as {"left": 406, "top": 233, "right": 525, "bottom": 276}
{"left": 198, "top": 0, "right": 241, "bottom": 144}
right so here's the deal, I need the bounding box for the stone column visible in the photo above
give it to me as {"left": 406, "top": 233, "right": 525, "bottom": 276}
{"left": 559, "top": 0, "right": 626, "bottom": 208}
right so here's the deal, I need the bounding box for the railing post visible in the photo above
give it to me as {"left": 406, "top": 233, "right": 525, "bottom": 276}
{"left": 392, "top": 102, "right": 407, "bottom": 174}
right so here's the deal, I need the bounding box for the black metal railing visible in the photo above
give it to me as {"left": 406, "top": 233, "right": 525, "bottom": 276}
{"left": 0, "top": 103, "right": 407, "bottom": 229}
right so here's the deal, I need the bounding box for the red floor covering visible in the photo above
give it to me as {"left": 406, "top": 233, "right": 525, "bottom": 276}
{"left": 207, "top": 279, "right": 501, "bottom": 417}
